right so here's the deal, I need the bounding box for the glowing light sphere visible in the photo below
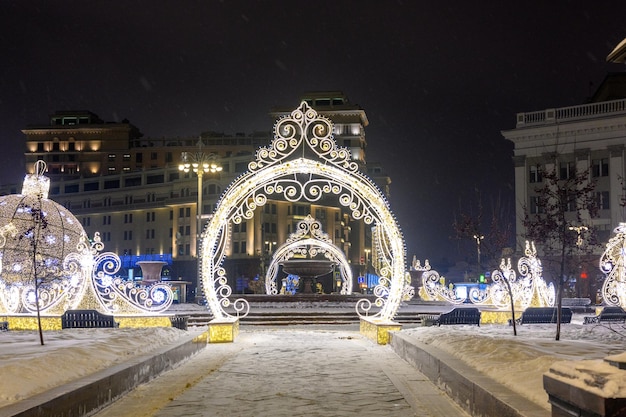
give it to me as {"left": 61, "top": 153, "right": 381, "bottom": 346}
{"left": 0, "top": 162, "right": 88, "bottom": 314}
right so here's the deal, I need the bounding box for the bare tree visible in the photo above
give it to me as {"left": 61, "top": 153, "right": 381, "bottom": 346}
{"left": 17, "top": 193, "right": 51, "bottom": 345}
{"left": 522, "top": 163, "right": 598, "bottom": 341}
{"left": 452, "top": 191, "right": 514, "bottom": 272}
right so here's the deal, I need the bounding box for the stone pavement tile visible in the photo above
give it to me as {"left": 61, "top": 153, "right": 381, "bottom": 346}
{"left": 94, "top": 328, "right": 469, "bottom": 417}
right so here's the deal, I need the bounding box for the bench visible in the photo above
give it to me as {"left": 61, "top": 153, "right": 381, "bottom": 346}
{"left": 0, "top": 321, "right": 7, "bottom": 331}
{"left": 61, "top": 309, "right": 119, "bottom": 329}
{"left": 511, "top": 307, "right": 572, "bottom": 325}
{"left": 583, "top": 306, "right": 626, "bottom": 324}
{"left": 562, "top": 297, "right": 594, "bottom": 313}
{"left": 435, "top": 307, "right": 481, "bottom": 326}
{"left": 170, "top": 315, "right": 189, "bottom": 330}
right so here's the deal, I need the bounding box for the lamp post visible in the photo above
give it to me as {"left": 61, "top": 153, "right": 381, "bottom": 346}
{"left": 473, "top": 234, "right": 484, "bottom": 267}
{"left": 364, "top": 248, "right": 371, "bottom": 272}
{"left": 179, "top": 144, "right": 222, "bottom": 298}
{"left": 568, "top": 225, "right": 588, "bottom": 248}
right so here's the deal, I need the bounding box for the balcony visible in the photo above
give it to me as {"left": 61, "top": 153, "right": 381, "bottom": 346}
{"left": 516, "top": 98, "right": 626, "bottom": 127}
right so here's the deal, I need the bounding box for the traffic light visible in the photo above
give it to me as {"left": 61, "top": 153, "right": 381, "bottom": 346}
{"left": 479, "top": 274, "right": 486, "bottom": 283}
{"left": 580, "top": 271, "right": 588, "bottom": 279}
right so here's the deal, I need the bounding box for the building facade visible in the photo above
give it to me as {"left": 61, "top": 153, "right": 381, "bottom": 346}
{"left": 501, "top": 93, "right": 626, "bottom": 254}
{"left": 13, "top": 92, "right": 390, "bottom": 298}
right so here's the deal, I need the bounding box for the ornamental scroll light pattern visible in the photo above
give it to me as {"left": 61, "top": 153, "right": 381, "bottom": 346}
{"left": 0, "top": 161, "right": 173, "bottom": 315}
{"left": 599, "top": 222, "right": 626, "bottom": 308}
{"left": 201, "top": 101, "right": 409, "bottom": 322}
{"left": 264, "top": 215, "right": 353, "bottom": 295}
{"left": 418, "top": 241, "right": 554, "bottom": 309}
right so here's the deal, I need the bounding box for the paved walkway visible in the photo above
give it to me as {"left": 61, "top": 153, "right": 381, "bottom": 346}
{"left": 94, "top": 327, "right": 469, "bottom": 417}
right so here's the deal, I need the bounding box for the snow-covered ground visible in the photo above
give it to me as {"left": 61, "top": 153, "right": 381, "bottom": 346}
{"left": 0, "top": 326, "right": 188, "bottom": 408}
{"left": 0, "top": 312, "right": 624, "bottom": 411}
{"left": 402, "top": 315, "right": 626, "bottom": 410}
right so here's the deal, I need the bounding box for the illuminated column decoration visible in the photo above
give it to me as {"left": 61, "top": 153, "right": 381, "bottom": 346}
{"left": 264, "top": 215, "right": 353, "bottom": 295}
{"left": 0, "top": 161, "right": 174, "bottom": 316}
{"left": 202, "top": 102, "right": 409, "bottom": 322}
{"left": 599, "top": 223, "right": 626, "bottom": 308}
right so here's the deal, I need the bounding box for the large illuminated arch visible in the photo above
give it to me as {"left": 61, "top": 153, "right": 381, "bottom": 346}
{"left": 201, "top": 102, "right": 410, "bottom": 322}
{"left": 264, "top": 215, "right": 353, "bottom": 295}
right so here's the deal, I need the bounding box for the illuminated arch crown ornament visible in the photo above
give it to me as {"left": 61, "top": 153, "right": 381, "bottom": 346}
{"left": 599, "top": 223, "right": 626, "bottom": 308}
{"left": 264, "top": 215, "right": 353, "bottom": 295}
{"left": 202, "top": 101, "right": 410, "bottom": 322}
{"left": 0, "top": 161, "right": 173, "bottom": 316}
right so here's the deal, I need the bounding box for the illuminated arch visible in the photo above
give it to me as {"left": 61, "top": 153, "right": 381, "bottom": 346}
{"left": 264, "top": 215, "right": 353, "bottom": 295}
{"left": 201, "top": 102, "right": 411, "bottom": 322}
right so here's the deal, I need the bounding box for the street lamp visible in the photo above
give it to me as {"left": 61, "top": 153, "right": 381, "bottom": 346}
{"left": 473, "top": 234, "right": 484, "bottom": 267}
{"left": 364, "top": 248, "right": 371, "bottom": 271}
{"left": 569, "top": 225, "right": 588, "bottom": 247}
{"left": 179, "top": 143, "right": 222, "bottom": 297}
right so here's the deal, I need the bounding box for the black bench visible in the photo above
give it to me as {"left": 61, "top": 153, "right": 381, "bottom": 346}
{"left": 512, "top": 307, "right": 572, "bottom": 325}
{"left": 170, "top": 315, "right": 189, "bottom": 330}
{"left": 0, "top": 321, "right": 7, "bottom": 331}
{"left": 583, "top": 306, "right": 626, "bottom": 324}
{"left": 435, "top": 307, "right": 481, "bottom": 326}
{"left": 61, "top": 309, "right": 119, "bottom": 329}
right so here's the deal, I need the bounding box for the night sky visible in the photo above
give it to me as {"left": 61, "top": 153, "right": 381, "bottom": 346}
{"left": 1, "top": 1, "right": 625, "bottom": 266}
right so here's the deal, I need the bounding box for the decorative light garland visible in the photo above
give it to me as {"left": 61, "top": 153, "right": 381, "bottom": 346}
{"left": 599, "top": 222, "right": 626, "bottom": 308}
{"left": 419, "top": 241, "right": 554, "bottom": 309}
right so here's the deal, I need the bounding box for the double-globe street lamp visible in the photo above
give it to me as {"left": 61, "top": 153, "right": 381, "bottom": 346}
{"left": 179, "top": 148, "right": 222, "bottom": 299}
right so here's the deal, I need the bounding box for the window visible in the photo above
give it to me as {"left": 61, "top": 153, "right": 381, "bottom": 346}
{"left": 592, "top": 158, "right": 609, "bottom": 177}
{"left": 179, "top": 208, "right": 184, "bottom": 218}
{"left": 529, "top": 196, "right": 543, "bottom": 214}
{"left": 123, "top": 154, "right": 131, "bottom": 161}
{"left": 241, "top": 222, "right": 247, "bottom": 233}
{"left": 271, "top": 204, "right": 277, "bottom": 214}
{"left": 146, "top": 229, "right": 155, "bottom": 239}
{"left": 529, "top": 165, "right": 542, "bottom": 183}
{"left": 102, "top": 215, "right": 111, "bottom": 225}
{"left": 151, "top": 152, "right": 157, "bottom": 160}
{"left": 241, "top": 241, "right": 246, "bottom": 253}
{"left": 186, "top": 207, "right": 191, "bottom": 217}
{"left": 124, "top": 213, "right": 133, "bottom": 223}
{"left": 566, "top": 192, "right": 578, "bottom": 212}
{"left": 146, "top": 211, "right": 155, "bottom": 222}
{"left": 108, "top": 154, "right": 116, "bottom": 162}
{"left": 136, "top": 153, "right": 143, "bottom": 163}
{"left": 82, "top": 217, "right": 91, "bottom": 227}
{"left": 559, "top": 161, "right": 576, "bottom": 180}
{"left": 185, "top": 226, "right": 191, "bottom": 236}
{"left": 123, "top": 231, "right": 133, "bottom": 240}
{"left": 233, "top": 242, "right": 240, "bottom": 254}
{"left": 596, "top": 191, "right": 610, "bottom": 210}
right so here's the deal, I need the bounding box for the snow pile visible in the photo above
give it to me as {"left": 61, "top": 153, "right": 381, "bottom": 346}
{"left": 401, "top": 320, "right": 626, "bottom": 409}
{"left": 0, "top": 327, "right": 186, "bottom": 407}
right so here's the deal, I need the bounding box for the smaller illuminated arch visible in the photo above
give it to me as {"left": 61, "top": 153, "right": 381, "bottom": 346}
{"left": 265, "top": 215, "right": 353, "bottom": 295}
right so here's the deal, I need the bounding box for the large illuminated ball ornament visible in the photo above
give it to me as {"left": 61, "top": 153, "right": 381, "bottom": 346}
{"left": 0, "top": 161, "right": 88, "bottom": 314}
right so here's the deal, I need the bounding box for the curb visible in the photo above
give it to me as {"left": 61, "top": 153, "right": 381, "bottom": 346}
{"left": 0, "top": 331, "right": 207, "bottom": 417}
{"left": 389, "top": 332, "right": 550, "bottom": 417}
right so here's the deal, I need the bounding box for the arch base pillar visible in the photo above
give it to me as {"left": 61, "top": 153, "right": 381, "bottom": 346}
{"left": 208, "top": 317, "right": 239, "bottom": 343}
{"left": 360, "top": 317, "right": 402, "bottom": 345}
